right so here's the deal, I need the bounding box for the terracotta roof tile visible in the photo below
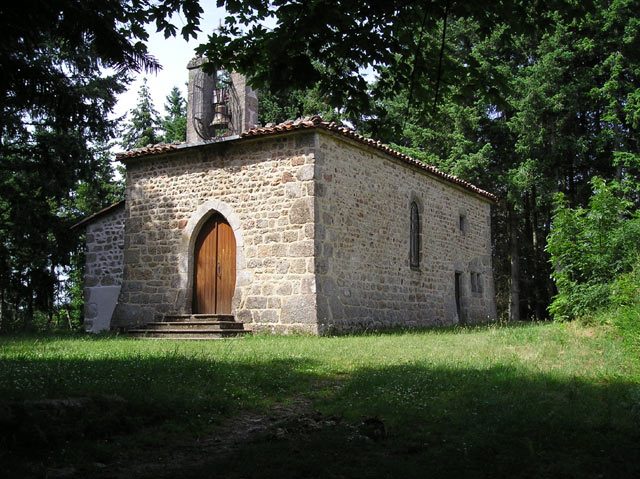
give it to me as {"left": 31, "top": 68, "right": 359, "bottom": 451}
{"left": 241, "top": 116, "right": 497, "bottom": 202}
{"left": 115, "top": 116, "right": 497, "bottom": 202}
{"left": 115, "top": 142, "right": 180, "bottom": 160}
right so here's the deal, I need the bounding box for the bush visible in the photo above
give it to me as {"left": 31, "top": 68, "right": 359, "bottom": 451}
{"left": 547, "top": 178, "right": 640, "bottom": 320}
{"left": 548, "top": 282, "right": 611, "bottom": 321}
{"left": 610, "top": 260, "right": 640, "bottom": 307}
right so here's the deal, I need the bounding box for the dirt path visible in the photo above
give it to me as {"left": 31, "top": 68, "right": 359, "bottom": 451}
{"left": 67, "top": 397, "right": 316, "bottom": 479}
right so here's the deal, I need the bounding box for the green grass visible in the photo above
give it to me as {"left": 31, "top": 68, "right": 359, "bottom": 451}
{"left": 1, "top": 321, "right": 639, "bottom": 478}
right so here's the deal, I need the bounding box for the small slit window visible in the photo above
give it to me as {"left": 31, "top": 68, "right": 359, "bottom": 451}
{"left": 410, "top": 201, "right": 420, "bottom": 269}
{"left": 459, "top": 214, "right": 467, "bottom": 234}
{"left": 471, "top": 272, "right": 483, "bottom": 293}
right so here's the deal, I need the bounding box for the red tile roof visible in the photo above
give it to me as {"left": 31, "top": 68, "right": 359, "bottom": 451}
{"left": 116, "top": 116, "right": 497, "bottom": 202}
{"left": 116, "top": 142, "right": 180, "bottom": 160}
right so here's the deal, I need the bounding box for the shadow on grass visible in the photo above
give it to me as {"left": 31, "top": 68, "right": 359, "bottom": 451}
{"left": 0, "top": 353, "right": 320, "bottom": 477}
{"left": 0, "top": 351, "right": 639, "bottom": 478}
{"left": 187, "top": 363, "right": 640, "bottom": 479}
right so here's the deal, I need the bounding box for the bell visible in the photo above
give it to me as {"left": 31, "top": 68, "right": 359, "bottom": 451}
{"left": 211, "top": 103, "right": 229, "bottom": 128}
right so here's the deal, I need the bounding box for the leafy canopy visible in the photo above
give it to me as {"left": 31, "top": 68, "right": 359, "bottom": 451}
{"left": 198, "top": 0, "right": 558, "bottom": 114}
{"left": 547, "top": 176, "right": 640, "bottom": 320}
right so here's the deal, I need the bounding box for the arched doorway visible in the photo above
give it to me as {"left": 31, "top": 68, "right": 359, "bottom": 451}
{"left": 192, "top": 213, "right": 237, "bottom": 314}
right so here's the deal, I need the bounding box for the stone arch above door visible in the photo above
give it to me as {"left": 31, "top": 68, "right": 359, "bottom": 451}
{"left": 177, "top": 199, "right": 248, "bottom": 314}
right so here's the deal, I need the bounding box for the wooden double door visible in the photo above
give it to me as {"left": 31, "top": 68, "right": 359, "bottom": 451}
{"left": 193, "top": 214, "right": 236, "bottom": 314}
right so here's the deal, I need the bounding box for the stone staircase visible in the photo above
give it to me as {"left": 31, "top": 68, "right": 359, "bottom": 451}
{"left": 128, "top": 314, "right": 252, "bottom": 339}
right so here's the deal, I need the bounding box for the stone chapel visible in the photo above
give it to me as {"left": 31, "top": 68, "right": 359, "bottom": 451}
{"left": 74, "top": 58, "right": 497, "bottom": 336}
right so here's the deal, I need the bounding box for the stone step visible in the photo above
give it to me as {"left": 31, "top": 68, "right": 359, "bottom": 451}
{"left": 128, "top": 336, "right": 247, "bottom": 340}
{"left": 128, "top": 328, "right": 251, "bottom": 340}
{"left": 163, "top": 314, "right": 235, "bottom": 322}
{"left": 143, "top": 321, "right": 246, "bottom": 331}
{"left": 128, "top": 313, "right": 251, "bottom": 340}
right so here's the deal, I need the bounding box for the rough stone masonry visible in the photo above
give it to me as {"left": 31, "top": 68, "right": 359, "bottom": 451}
{"left": 77, "top": 202, "right": 125, "bottom": 332}
{"left": 98, "top": 124, "right": 496, "bottom": 333}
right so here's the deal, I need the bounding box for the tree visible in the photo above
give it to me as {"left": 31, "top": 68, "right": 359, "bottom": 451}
{"left": 546, "top": 177, "right": 640, "bottom": 320}
{"left": 121, "top": 78, "right": 162, "bottom": 150}
{"left": 161, "top": 87, "right": 187, "bottom": 143}
{"left": 198, "top": 1, "right": 568, "bottom": 115}
{"left": 259, "top": 84, "right": 342, "bottom": 125}
{"left": 0, "top": 39, "right": 126, "bottom": 329}
{"left": 0, "top": 1, "right": 202, "bottom": 329}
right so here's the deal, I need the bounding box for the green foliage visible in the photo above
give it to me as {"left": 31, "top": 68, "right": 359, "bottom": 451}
{"left": 610, "top": 261, "right": 640, "bottom": 307}
{"left": 121, "top": 78, "right": 161, "bottom": 150}
{"left": 258, "top": 84, "right": 342, "bottom": 125}
{"left": 547, "top": 178, "right": 640, "bottom": 320}
{"left": 0, "top": 1, "right": 196, "bottom": 330}
{"left": 199, "top": 1, "right": 546, "bottom": 114}
{"left": 161, "top": 86, "right": 187, "bottom": 143}
{"left": 608, "top": 302, "right": 640, "bottom": 360}
{"left": 589, "top": 271, "right": 640, "bottom": 361}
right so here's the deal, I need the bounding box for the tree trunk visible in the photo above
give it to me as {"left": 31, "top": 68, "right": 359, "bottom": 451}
{"left": 25, "top": 277, "right": 33, "bottom": 330}
{"left": 509, "top": 205, "right": 521, "bottom": 322}
{"left": 0, "top": 286, "right": 4, "bottom": 332}
{"left": 530, "top": 186, "right": 546, "bottom": 320}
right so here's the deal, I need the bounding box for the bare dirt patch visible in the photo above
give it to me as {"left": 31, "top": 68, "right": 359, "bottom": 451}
{"left": 78, "top": 397, "right": 320, "bottom": 479}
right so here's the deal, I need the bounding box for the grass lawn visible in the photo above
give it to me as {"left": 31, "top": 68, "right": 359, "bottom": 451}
{"left": 1, "top": 321, "right": 639, "bottom": 478}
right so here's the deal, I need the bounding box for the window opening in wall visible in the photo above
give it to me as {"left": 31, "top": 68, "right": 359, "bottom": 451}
{"left": 455, "top": 271, "right": 463, "bottom": 323}
{"left": 470, "top": 272, "right": 483, "bottom": 294}
{"left": 459, "top": 213, "right": 467, "bottom": 234}
{"left": 410, "top": 201, "right": 420, "bottom": 269}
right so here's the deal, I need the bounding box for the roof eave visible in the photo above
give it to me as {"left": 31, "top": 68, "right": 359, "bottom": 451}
{"left": 70, "top": 199, "right": 125, "bottom": 230}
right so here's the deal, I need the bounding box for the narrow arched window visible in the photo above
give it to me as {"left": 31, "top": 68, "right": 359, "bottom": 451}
{"left": 410, "top": 201, "right": 420, "bottom": 269}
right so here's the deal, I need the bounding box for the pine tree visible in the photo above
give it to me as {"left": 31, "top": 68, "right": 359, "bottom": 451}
{"left": 0, "top": 1, "right": 201, "bottom": 330}
{"left": 161, "top": 86, "right": 187, "bottom": 143}
{"left": 121, "top": 78, "right": 161, "bottom": 150}
{"left": 0, "top": 39, "right": 125, "bottom": 330}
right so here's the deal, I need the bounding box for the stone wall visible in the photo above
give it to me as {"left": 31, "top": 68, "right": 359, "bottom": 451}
{"left": 112, "top": 133, "right": 318, "bottom": 333}
{"left": 230, "top": 72, "right": 259, "bottom": 133}
{"left": 314, "top": 132, "right": 496, "bottom": 333}
{"left": 83, "top": 205, "right": 125, "bottom": 332}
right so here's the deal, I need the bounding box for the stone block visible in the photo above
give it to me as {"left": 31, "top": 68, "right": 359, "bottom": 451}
{"left": 283, "top": 230, "right": 299, "bottom": 243}
{"left": 245, "top": 296, "right": 268, "bottom": 309}
{"left": 296, "top": 164, "right": 314, "bottom": 181}
{"left": 301, "top": 277, "right": 316, "bottom": 294}
{"left": 289, "top": 240, "right": 314, "bottom": 257}
{"left": 281, "top": 294, "right": 316, "bottom": 324}
{"left": 236, "top": 309, "right": 253, "bottom": 323}
{"left": 289, "top": 198, "right": 312, "bottom": 224}
{"left": 285, "top": 182, "right": 303, "bottom": 198}
{"left": 282, "top": 171, "right": 294, "bottom": 183}
{"left": 258, "top": 309, "right": 279, "bottom": 323}
{"left": 267, "top": 297, "right": 281, "bottom": 308}
{"left": 276, "top": 283, "right": 293, "bottom": 295}
{"left": 276, "top": 260, "right": 290, "bottom": 274}
{"left": 295, "top": 132, "right": 315, "bottom": 148}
